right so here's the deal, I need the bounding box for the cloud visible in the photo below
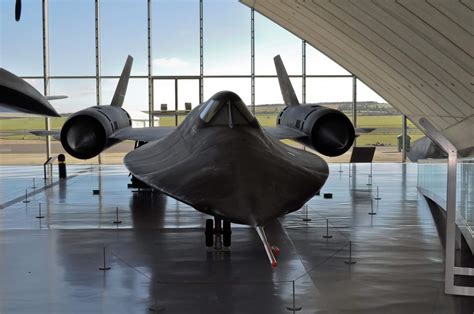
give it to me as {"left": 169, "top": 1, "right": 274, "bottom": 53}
{"left": 153, "top": 57, "right": 189, "bottom": 68}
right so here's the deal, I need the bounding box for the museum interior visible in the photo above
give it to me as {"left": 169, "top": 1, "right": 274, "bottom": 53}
{"left": 0, "top": 0, "right": 473, "bottom": 313}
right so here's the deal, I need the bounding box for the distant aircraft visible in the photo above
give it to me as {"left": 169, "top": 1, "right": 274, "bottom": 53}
{"left": 0, "top": 68, "right": 65, "bottom": 117}
{"left": 31, "top": 55, "right": 356, "bottom": 267}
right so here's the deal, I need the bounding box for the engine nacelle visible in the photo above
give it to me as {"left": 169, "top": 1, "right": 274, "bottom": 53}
{"left": 277, "top": 105, "right": 355, "bottom": 156}
{"left": 60, "top": 106, "right": 131, "bottom": 159}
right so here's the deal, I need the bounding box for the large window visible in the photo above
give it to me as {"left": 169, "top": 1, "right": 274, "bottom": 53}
{"left": 0, "top": 1, "right": 409, "bottom": 164}
{"left": 306, "top": 44, "right": 350, "bottom": 75}
{"left": 49, "top": 0, "right": 95, "bottom": 76}
{"left": 204, "top": 78, "right": 251, "bottom": 105}
{"left": 204, "top": 0, "right": 250, "bottom": 75}
{"left": 0, "top": 1, "right": 43, "bottom": 75}
{"left": 153, "top": 0, "right": 200, "bottom": 76}
{"left": 49, "top": 79, "right": 96, "bottom": 114}
{"left": 101, "top": 0, "right": 147, "bottom": 76}
{"left": 255, "top": 12, "right": 301, "bottom": 75}
{"left": 355, "top": 79, "right": 404, "bottom": 162}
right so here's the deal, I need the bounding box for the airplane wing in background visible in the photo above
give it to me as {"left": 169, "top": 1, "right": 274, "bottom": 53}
{"left": 110, "top": 126, "right": 176, "bottom": 142}
{"left": 30, "top": 130, "right": 61, "bottom": 141}
{"left": 29, "top": 126, "right": 176, "bottom": 143}
{"left": 263, "top": 126, "right": 306, "bottom": 141}
{"left": 0, "top": 68, "right": 60, "bottom": 117}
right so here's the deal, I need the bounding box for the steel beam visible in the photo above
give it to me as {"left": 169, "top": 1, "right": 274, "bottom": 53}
{"left": 95, "top": 0, "right": 102, "bottom": 165}
{"left": 95, "top": 0, "right": 101, "bottom": 107}
{"left": 147, "top": 0, "right": 153, "bottom": 126}
{"left": 42, "top": 0, "right": 51, "bottom": 173}
{"left": 199, "top": 0, "right": 204, "bottom": 104}
{"left": 251, "top": 8, "right": 255, "bottom": 114}
{"left": 402, "top": 115, "right": 407, "bottom": 162}
{"left": 302, "top": 40, "right": 306, "bottom": 104}
{"left": 352, "top": 76, "right": 357, "bottom": 146}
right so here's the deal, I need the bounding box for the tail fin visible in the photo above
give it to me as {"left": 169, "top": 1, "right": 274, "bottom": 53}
{"left": 274, "top": 55, "right": 299, "bottom": 106}
{"left": 110, "top": 55, "right": 133, "bottom": 107}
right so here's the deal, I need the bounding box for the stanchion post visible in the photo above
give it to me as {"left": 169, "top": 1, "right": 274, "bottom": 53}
{"left": 366, "top": 173, "right": 372, "bottom": 186}
{"left": 374, "top": 186, "right": 381, "bottom": 200}
{"left": 113, "top": 206, "right": 122, "bottom": 224}
{"left": 302, "top": 204, "right": 311, "bottom": 222}
{"left": 36, "top": 203, "right": 45, "bottom": 219}
{"left": 23, "top": 189, "right": 30, "bottom": 204}
{"left": 32, "top": 178, "right": 36, "bottom": 189}
{"left": 368, "top": 199, "right": 376, "bottom": 215}
{"left": 286, "top": 280, "right": 302, "bottom": 312}
{"left": 149, "top": 296, "right": 165, "bottom": 312}
{"left": 99, "top": 247, "right": 111, "bottom": 271}
{"left": 322, "top": 218, "right": 332, "bottom": 239}
{"left": 344, "top": 241, "right": 357, "bottom": 265}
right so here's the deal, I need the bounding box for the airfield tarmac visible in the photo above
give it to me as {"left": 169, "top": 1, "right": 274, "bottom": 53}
{"left": 0, "top": 163, "right": 471, "bottom": 313}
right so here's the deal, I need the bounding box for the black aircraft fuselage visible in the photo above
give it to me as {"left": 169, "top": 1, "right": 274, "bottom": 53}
{"left": 29, "top": 55, "right": 356, "bottom": 267}
{"left": 124, "top": 91, "right": 330, "bottom": 227}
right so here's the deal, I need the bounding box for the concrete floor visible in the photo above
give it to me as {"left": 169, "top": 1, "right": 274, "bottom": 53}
{"left": 0, "top": 163, "right": 472, "bottom": 314}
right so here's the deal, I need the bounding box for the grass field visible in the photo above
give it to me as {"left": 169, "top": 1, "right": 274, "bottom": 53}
{"left": 0, "top": 114, "right": 423, "bottom": 147}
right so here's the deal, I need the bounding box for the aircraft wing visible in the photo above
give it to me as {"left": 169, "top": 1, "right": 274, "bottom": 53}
{"left": 0, "top": 68, "right": 60, "bottom": 117}
{"left": 110, "top": 126, "right": 176, "bottom": 142}
{"left": 355, "top": 127, "right": 375, "bottom": 134}
{"left": 30, "top": 130, "right": 61, "bottom": 140}
{"left": 263, "top": 127, "right": 373, "bottom": 141}
{"left": 263, "top": 126, "right": 306, "bottom": 140}
{"left": 30, "top": 126, "right": 176, "bottom": 145}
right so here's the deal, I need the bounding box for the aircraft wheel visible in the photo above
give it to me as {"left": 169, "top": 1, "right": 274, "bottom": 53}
{"left": 205, "top": 219, "right": 214, "bottom": 247}
{"left": 271, "top": 245, "right": 280, "bottom": 257}
{"left": 223, "top": 221, "right": 232, "bottom": 247}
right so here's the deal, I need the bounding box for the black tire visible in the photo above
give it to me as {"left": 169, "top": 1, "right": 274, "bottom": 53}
{"left": 223, "top": 221, "right": 231, "bottom": 247}
{"left": 205, "top": 219, "right": 214, "bottom": 247}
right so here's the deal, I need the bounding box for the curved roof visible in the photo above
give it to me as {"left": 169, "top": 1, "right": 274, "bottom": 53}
{"left": 241, "top": 0, "right": 473, "bottom": 151}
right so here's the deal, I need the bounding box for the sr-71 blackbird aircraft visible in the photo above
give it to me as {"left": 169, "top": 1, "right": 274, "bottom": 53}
{"left": 32, "top": 55, "right": 356, "bottom": 267}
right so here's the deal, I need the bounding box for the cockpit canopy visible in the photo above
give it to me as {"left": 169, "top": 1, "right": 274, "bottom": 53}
{"left": 199, "top": 91, "right": 255, "bottom": 127}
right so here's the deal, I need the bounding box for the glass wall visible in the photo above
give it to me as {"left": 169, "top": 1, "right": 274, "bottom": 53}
{"left": 0, "top": 0, "right": 410, "bottom": 165}
{"left": 153, "top": 0, "right": 200, "bottom": 76}
{"left": 355, "top": 79, "right": 403, "bottom": 162}
{"left": 204, "top": 0, "right": 250, "bottom": 75}
{"left": 418, "top": 158, "right": 474, "bottom": 251}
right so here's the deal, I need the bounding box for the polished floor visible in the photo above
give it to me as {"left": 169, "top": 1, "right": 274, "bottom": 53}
{"left": 0, "top": 163, "right": 472, "bottom": 314}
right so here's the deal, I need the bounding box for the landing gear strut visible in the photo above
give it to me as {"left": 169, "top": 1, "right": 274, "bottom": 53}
{"left": 205, "top": 217, "right": 232, "bottom": 250}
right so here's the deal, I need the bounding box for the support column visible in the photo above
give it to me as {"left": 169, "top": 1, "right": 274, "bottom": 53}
{"left": 199, "top": 0, "right": 204, "bottom": 104}
{"left": 352, "top": 76, "right": 357, "bottom": 146}
{"left": 95, "top": 0, "right": 102, "bottom": 165}
{"left": 302, "top": 40, "right": 306, "bottom": 104}
{"left": 402, "top": 115, "right": 407, "bottom": 162}
{"left": 42, "top": 0, "right": 51, "bottom": 167}
{"left": 95, "top": 0, "right": 101, "bottom": 107}
{"left": 174, "top": 79, "right": 178, "bottom": 126}
{"left": 250, "top": 8, "right": 255, "bottom": 114}
{"left": 147, "top": 0, "right": 153, "bottom": 126}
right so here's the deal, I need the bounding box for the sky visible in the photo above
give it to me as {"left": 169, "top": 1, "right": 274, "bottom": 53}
{"left": 0, "top": 0, "right": 386, "bottom": 113}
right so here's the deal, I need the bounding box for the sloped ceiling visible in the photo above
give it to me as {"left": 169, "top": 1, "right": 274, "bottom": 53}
{"left": 241, "top": 0, "right": 473, "bottom": 152}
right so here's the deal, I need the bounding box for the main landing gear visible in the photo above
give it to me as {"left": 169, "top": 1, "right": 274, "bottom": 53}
{"left": 205, "top": 217, "right": 232, "bottom": 250}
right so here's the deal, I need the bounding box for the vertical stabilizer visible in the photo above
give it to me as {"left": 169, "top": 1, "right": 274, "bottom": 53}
{"left": 110, "top": 55, "right": 133, "bottom": 107}
{"left": 274, "top": 55, "right": 299, "bottom": 106}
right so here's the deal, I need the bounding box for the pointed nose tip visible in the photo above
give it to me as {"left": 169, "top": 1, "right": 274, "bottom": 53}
{"left": 42, "top": 104, "right": 60, "bottom": 117}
